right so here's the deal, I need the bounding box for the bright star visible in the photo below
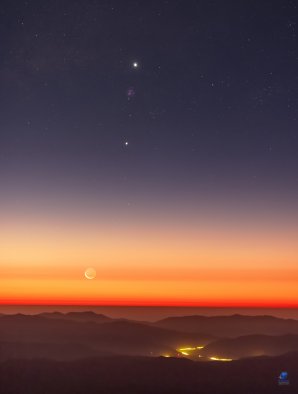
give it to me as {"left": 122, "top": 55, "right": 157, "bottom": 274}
{"left": 132, "top": 61, "right": 139, "bottom": 69}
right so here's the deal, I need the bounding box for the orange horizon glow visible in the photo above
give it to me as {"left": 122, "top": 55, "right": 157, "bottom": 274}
{"left": 1, "top": 274, "right": 298, "bottom": 307}
{"left": 2, "top": 300, "right": 298, "bottom": 308}
{"left": 1, "top": 200, "right": 298, "bottom": 307}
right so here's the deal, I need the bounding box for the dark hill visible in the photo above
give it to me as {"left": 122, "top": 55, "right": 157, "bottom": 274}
{"left": 39, "top": 311, "right": 113, "bottom": 324}
{"left": 0, "top": 341, "right": 114, "bottom": 361}
{"left": 200, "top": 334, "right": 298, "bottom": 359}
{"left": 154, "top": 314, "right": 298, "bottom": 337}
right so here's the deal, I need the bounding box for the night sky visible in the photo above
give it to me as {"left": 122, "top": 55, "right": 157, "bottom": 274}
{"left": 1, "top": 1, "right": 298, "bottom": 306}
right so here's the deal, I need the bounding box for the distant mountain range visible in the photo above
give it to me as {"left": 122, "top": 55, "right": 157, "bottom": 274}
{"left": 39, "top": 311, "right": 113, "bottom": 323}
{"left": 154, "top": 314, "right": 298, "bottom": 336}
{"left": 0, "top": 313, "right": 213, "bottom": 360}
{"left": 1, "top": 312, "right": 298, "bottom": 362}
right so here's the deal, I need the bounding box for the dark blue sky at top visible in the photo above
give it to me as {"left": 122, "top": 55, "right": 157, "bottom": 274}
{"left": 0, "top": 0, "right": 298, "bottom": 206}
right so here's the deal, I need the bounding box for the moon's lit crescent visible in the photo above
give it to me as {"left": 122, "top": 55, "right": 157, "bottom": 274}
{"left": 84, "top": 268, "right": 96, "bottom": 280}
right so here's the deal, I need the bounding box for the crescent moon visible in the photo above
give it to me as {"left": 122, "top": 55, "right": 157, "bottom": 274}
{"left": 84, "top": 268, "right": 96, "bottom": 280}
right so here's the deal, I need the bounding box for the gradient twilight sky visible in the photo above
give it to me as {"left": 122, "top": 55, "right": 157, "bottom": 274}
{"left": 1, "top": 0, "right": 298, "bottom": 306}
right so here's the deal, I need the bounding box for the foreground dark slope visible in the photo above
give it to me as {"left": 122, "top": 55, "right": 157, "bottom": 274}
{"left": 154, "top": 314, "right": 298, "bottom": 337}
{"left": 0, "top": 353, "right": 297, "bottom": 394}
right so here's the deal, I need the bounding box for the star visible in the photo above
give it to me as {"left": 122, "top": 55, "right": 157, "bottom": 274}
{"left": 132, "top": 61, "right": 139, "bottom": 69}
{"left": 124, "top": 141, "right": 129, "bottom": 147}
